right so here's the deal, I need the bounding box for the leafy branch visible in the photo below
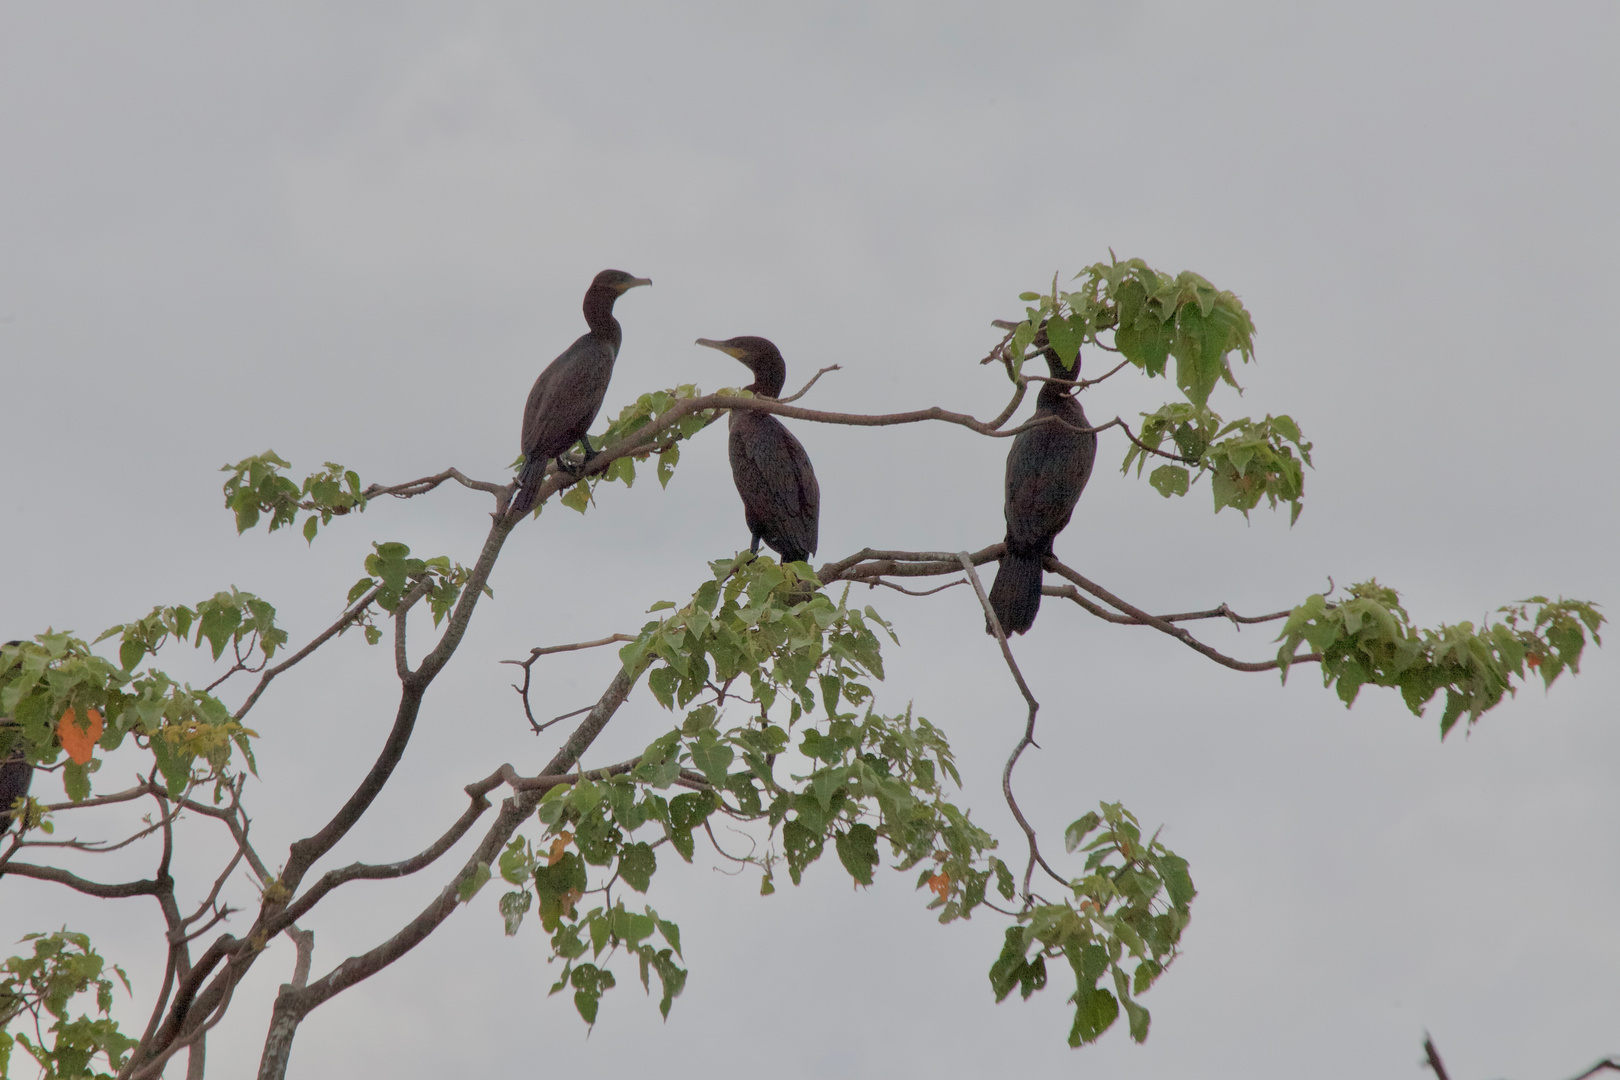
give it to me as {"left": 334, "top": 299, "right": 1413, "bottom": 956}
{"left": 1277, "top": 583, "right": 1604, "bottom": 737}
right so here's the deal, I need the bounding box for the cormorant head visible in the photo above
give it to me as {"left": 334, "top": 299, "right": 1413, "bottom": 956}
{"left": 591, "top": 269, "right": 653, "bottom": 295}
{"left": 695, "top": 335, "right": 787, "bottom": 398}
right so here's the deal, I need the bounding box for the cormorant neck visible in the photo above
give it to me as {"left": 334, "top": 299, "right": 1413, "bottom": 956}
{"left": 582, "top": 285, "right": 624, "bottom": 347}
{"left": 747, "top": 361, "right": 786, "bottom": 399}
{"left": 1038, "top": 349, "right": 1078, "bottom": 405}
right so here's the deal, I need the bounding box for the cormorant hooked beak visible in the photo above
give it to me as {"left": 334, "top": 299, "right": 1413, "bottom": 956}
{"left": 616, "top": 276, "right": 653, "bottom": 293}
{"left": 694, "top": 337, "right": 746, "bottom": 359}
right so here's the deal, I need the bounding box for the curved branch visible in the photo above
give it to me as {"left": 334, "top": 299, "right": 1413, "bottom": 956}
{"left": 501, "top": 635, "right": 635, "bottom": 734}
{"left": 265, "top": 781, "right": 497, "bottom": 937}
{"left": 359, "top": 467, "right": 508, "bottom": 502}
{"left": 1042, "top": 560, "right": 1320, "bottom": 672}
{"left": 505, "top": 383, "right": 1049, "bottom": 521}
{"left": 0, "top": 861, "right": 163, "bottom": 897}
{"left": 816, "top": 544, "right": 1322, "bottom": 672}
{"left": 255, "top": 659, "right": 648, "bottom": 1079}
{"left": 778, "top": 364, "right": 842, "bottom": 404}
{"left": 234, "top": 584, "right": 384, "bottom": 722}
{"left": 278, "top": 514, "right": 515, "bottom": 896}
{"left": 393, "top": 580, "right": 431, "bottom": 681}
{"left": 956, "top": 552, "right": 1068, "bottom": 899}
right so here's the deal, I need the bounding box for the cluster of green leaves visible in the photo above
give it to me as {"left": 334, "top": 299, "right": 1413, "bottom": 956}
{"left": 221, "top": 451, "right": 367, "bottom": 541}
{"left": 472, "top": 557, "right": 1014, "bottom": 1028}
{"left": 1277, "top": 583, "right": 1605, "bottom": 736}
{"left": 98, "top": 587, "right": 287, "bottom": 671}
{"left": 1124, "top": 405, "right": 1313, "bottom": 522}
{"left": 484, "top": 811, "right": 688, "bottom": 1025}
{"left": 1012, "top": 258, "right": 1254, "bottom": 405}
{"left": 0, "top": 630, "right": 257, "bottom": 803}
{"left": 619, "top": 554, "right": 889, "bottom": 720}
{"left": 543, "top": 385, "right": 717, "bottom": 514}
{"left": 990, "top": 804, "right": 1194, "bottom": 1046}
{"left": 1008, "top": 258, "right": 1312, "bottom": 521}
{"left": 476, "top": 557, "right": 1195, "bottom": 1046}
{"left": 344, "top": 542, "right": 486, "bottom": 645}
{"left": 0, "top": 931, "right": 134, "bottom": 1080}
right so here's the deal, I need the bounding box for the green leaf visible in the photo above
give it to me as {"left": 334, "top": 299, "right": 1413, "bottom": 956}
{"left": 1064, "top": 812, "right": 1102, "bottom": 853}
{"left": 781, "top": 818, "right": 824, "bottom": 885}
{"left": 1147, "top": 465, "right": 1189, "bottom": 498}
{"left": 63, "top": 761, "right": 91, "bottom": 802}
{"left": 1114, "top": 966, "right": 1151, "bottom": 1043}
{"left": 499, "top": 890, "right": 532, "bottom": 935}
{"left": 834, "top": 823, "right": 879, "bottom": 886}
{"left": 1044, "top": 315, "right": 1083, "bottom": 369}
{"left": 618, "top": 842, "right": 656, "bottom": 893}
{"left": 687, "top": 730, "right": 734, "bottom": 787}
{"left": 560, "top": 482, "right": 591, "bottom": 514}
{"left": 457, "top": 862, "right": 492, "bottom": 904}
{"left": 988, "top": 926, "right": 1031, "bottom": 1003}
{"left": 1154, "top": 852, "right": 1195, "bottom": 907}
{"left": 1068, "top": 987, "right": 1119, "bottom": 1046}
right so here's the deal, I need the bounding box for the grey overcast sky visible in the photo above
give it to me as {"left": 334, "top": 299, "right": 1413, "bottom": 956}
{"left": 2, "top": 3, "right": 1617, "bottom": 1077}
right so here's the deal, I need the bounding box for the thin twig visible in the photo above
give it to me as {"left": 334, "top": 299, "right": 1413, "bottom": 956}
{"left": 816, "top": 545, "right": 1321, "bottom": 672}
{"left": 234, "top": 584, "right": 384, "bottom": 722}
{"left": 360, "top": 467, "right": 508, "bottom": 502}
{"left": 1043, "top": 560, "right": 1323, "bottom": 673}
{"left": 778, "top": 364, "right": 842, "bottom": 404}
{"left": 955, "top": 552, "right": 1068, "bottom": 899}
{"left": 393, "top": 579, "right": 432, "bottom": 681}
{"left": 182, "top": 848, "right": 245, "bottom": 930}
{"left": 1423, "top": 1034, "right": 1452, "bottom": 1080}
{"left": 869, "top": 578, "right": 966, "bottom": 598}
{"left": 1076, "top": 358, "right": 1131, "bottom": 389}
{"left": 501, "top": 634, "right": 635, "bottom": 734}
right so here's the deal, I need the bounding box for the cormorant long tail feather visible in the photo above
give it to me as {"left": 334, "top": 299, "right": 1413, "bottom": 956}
{"left": 987, "top": 551, "right": 1044, "bottom": 636}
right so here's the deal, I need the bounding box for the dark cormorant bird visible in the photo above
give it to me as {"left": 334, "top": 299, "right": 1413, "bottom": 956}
{"left": 987, "top": 347, "right": 1097, "bottom": 635}
{"left": 0, "top": 640, "right": 30, "bottom": 836}
{"left": 509, "top": 269, "right": 652, "bottom": 518}
{"left": 0, "top": 738, "right": 29, "bottom": 836}
{"left": 695, "top": 336, "right": 820, "bottom": 564}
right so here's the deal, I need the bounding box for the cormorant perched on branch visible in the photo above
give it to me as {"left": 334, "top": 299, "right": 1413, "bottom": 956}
{"left": 695, "top": 336, "right": 820, "bottom": 564}
{"left": 509, "top": 269, "right": 652, "bottom": 518}
{"left": 987, "top": 348, "right": 1097, "bottom": 635}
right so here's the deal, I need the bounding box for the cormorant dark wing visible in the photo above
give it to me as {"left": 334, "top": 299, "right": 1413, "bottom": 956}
{"left": 0, "top": 734, "right": 31, "bottom": 836}
{"left": 729, "top": 411, "right": 820, "bottom": 562}
{"left": 1002, "top": 398, "right": 1096, "bottom": 555}
{"left": 521, "top": 333, "right": 618, "bottom": 462}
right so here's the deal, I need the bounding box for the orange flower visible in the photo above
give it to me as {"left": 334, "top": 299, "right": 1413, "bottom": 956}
{"left": 58, "top": 708, "right": 104, "bottom": 765}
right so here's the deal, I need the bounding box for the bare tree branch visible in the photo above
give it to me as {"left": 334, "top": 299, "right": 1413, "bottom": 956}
{"left": 234, "top": 584, "right": 384, "bottom": 722}
{"left": 254, "top": 658, "right": 649, "bottom": 1079}
{"left": 360, "top": 467, "right": 508, "bottom": 502}
{"left": 1042, "top": 559, "right": 1319, "bottom": 672}
{"left": 816, "top": 545, "right": 1322, "bottom": 672}
{"left": 0, "top": 861, "right": 164, "bottom": 897}
{"left": 393, "top": 579, "right": 431, "bottom": 681}
{"left": 777, "top": 364, "right": 842, "bottom": 404}
{"left": 956, "top": 552, "right": 1068, "bottom": 899}
{"left": 279, "top": 512, "right": 516, "bottom": 896}
{"left": 501, "top": 634, "right": 636, "bottom": 734}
